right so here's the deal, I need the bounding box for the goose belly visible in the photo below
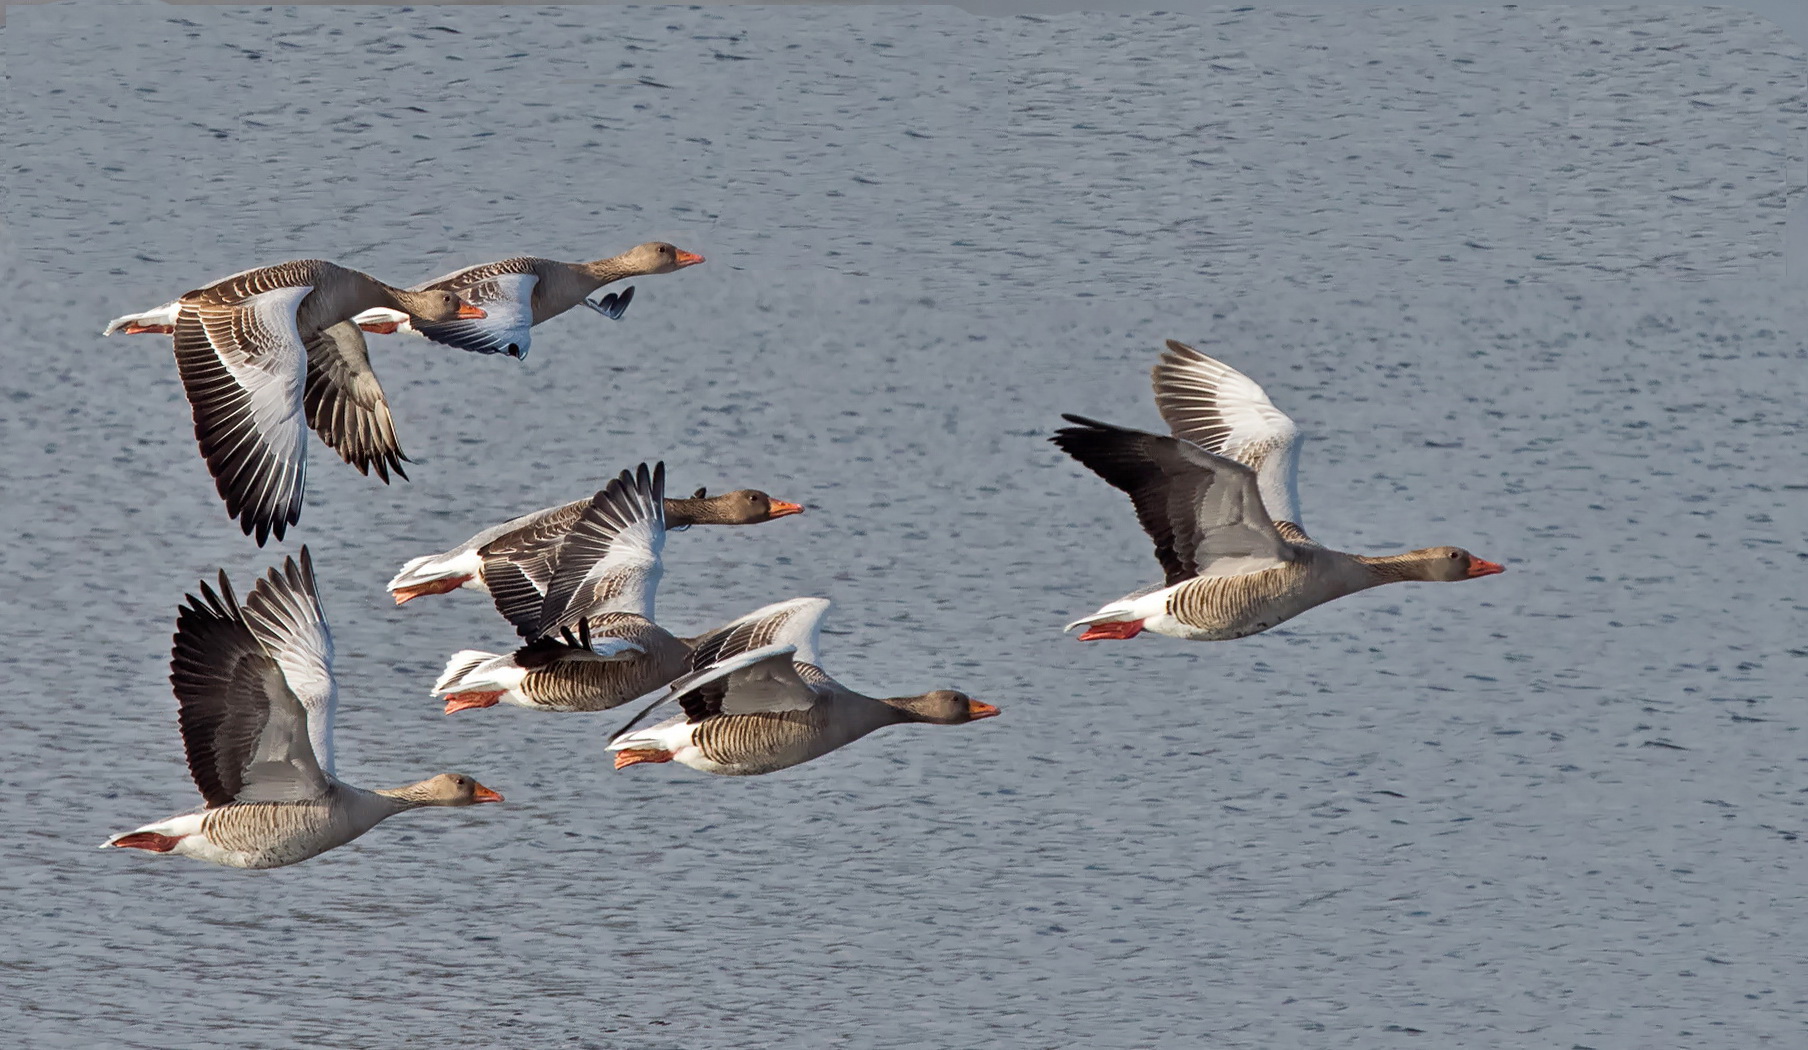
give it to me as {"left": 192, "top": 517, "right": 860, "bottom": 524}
{"left": 191, "top": 803, "right": 361, "bottom": 869}
{"left": 1154, "top": 567, "right": 1325, "bottom": 640}
{"left": 681, "top": 712, "right": 842, "bottom": 776}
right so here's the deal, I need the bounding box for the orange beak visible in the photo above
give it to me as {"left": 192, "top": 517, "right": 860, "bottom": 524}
{"left": 472, "top": 784, "right": 504, "bottom": 803}
{"left": 673, "top": 250, "right": 706, "bottom": 268}
{"left": 767, "top": 499, "right": 806, "bottom": 520}
{"left": 456, "top": 303, "right": 488, "bottom": 319}
{"left": 443, "top": 691, "right": 503, "bottom": 714}
{"left": 967, "top": 700, "right": 1001, "bottom": 720}
{"left": 1467, "top": 558, "right": 1506, "bottom": 578}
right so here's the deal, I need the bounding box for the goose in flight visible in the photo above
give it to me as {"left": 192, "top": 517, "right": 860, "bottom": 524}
{"left": 103, "top": 260, "right": 487, "bottom": 544}
{"left": 1052, "top": 340, "right": 1504, "bottom": 642}
{"left": 350, "top": 242, "right": 704, "bottom": 360}
{"left": 387, "top": 482, "right": 802, "bottom": 606}
{"left": 608, "top": 597, "right": 999, "bottom": 776}
{"left": 101, "top": 549, "right": 503, "bottom": 869}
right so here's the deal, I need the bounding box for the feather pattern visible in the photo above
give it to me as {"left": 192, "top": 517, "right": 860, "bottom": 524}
{"left": 433, "top": 615, "right": 689, "bottom": 712}
{"left": 303, "top": 322, "right": 409, "bottom": 482}
{"left": 1152, "top": 340, "right": 1304, "bottom": 529}
{"left": 170, "top": 285, "right": 312, "bottom": 546}
{"left": 1054, "top": 345, "right": 1506, "bottom": 642}
{"left": 1051, "top": 414, "right": 1291, "bottom": 585}
{"left": 169, "top": 562, "right": 329, "bottom": 808}
{"left": 533, "top": 462, "right": 666, "bottom": 638}
{"left": 105, "top": 547, "right": 504, "bottom": 868}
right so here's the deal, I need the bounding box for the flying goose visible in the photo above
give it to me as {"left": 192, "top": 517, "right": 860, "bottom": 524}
{"left": 607, "top": 597, "right": 999, "bottom": 776}
{"left": 101, "top": 549, "right": 503, "bottom": 869}
{"left": 387, "top": 484, "right": 804, "bottom": 606}
{"left": 351, "top": 242, "right": 704, "bottom": 359}
{"left": 103, "top": 260, "right": 488, "bottom": 545}
{"left": 430, "top": 462, "right": 693, "bottom": 714}
{"left": 1052, "top": 341, "right": 1504, "bottom": 642}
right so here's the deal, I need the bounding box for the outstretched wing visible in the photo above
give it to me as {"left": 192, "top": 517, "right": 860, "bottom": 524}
{"left": 239, "top": 547, "right": 339, "bottom": 777}
{"left": 1051, "top": 414, "right": 1292, "bottom": 585}
{"left": 686, "top": 597, "right": 833, "bottom": 682}
{"left": 408, "top": 269, "right": 537, "bottom": 359}
{"left": 171, "top": 288, "right": 311, "bottom": 546}
{"left": 534, "top": 462, "right": 667, "bottom": 637}
{"left": 303, "top": 321, "right": 409, "bottom": 483}
{"left": 170, "top": 566, "right": 329, "bottom": 807}
{"left": 607, "top": 643, "right": 813, "bottom": 745}
{"left": 1152, "top": 340, "right": 1304, "bottom": 528}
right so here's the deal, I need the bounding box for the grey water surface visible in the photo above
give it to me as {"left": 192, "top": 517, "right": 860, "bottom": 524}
{"left": 3, "top": 4, "right": 1806, "bottom": 1047}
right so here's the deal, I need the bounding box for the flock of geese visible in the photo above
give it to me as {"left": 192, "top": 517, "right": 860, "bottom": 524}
{"left": 97, "top": 242, "right": 1504, "bottom": 869}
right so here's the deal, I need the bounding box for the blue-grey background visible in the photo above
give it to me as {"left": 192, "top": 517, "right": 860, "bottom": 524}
{"left": 3, "top": 4, "right": 1805, "bottom": 1047}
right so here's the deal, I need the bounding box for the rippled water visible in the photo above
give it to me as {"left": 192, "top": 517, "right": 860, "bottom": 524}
{"left": 4, "top": 5, "right": 1806, "bottom": 1047}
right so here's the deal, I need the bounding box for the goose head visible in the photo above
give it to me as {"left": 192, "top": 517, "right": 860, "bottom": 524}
{"left": 617, "top": 241, "right": 706, "bottom": 275}
{"left": 888, "top": 690, "right": 1001, "bottom": 725}
{"left": 677, "top": 489, "right": 806, "bottom": 525}
{"left": 391, "top": 288, "right": 488, "bottom": 323}
{"left": 1413, "top": 546, "right": 1505, "bottom": 582}
{"left": 395, "top": 773, "right": 505, "bottom": 806}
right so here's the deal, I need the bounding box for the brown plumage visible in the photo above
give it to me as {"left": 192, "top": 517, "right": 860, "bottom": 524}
{"left": 1054, "top": 344, "right": 1505, "bottom": 642}
{"left": 608, "top": 598, "right": 1000, "bottom": 776}
{"left": 356, "top": 242, "right": 705, "bottom": 359}
{"left": 118, "top": 259, "right": 485, "bottom": 544}
{"left": 384, "top": 483, "right": 802, "bottom": 608}
{"left": 103, "top": 548, "right": 503, "bottom": 869}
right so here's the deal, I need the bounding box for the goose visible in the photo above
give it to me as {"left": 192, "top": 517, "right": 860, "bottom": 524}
{"left": 350, "top": 242, "right": 704, "bottom": 359}
{"left": 103, "top": 260, "right": 488, "bottom": 545}
{"left": 387, "top": 484, "right": 804, "bottom": 606}
{"left": 1051, "top": 340, "right": 1504, "bottom": 642}
{"left": 607, "top": 597, "right": 999, "bottom": 776}
{"left": 430, "top": 462, "right": 693, "bottom": 714}
{"left": 101, "top": 548, "right": 503, "bottom": 869}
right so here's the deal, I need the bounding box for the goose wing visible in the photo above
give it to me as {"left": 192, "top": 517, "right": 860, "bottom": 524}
{"left": 170, "top": 286, "right": 311, "bottom": 546}
{"left": 1051, "top": 414, "right": 1292, "bottom": 585}
{"left": 1152, "top": 340, "right": 1304, "bottom": 528}
{"left": 607, "top": 643, "right": 814, "bottom": 745}
{"left": 239, "top": 547, "right": 339, "bottom": 777}
{"left": 404, "top": 260, "right": 539, "bottom": 359}
{"left": 303, "top": 321, "right": 410, "bottom": 483}
{"left": 534, "top": 462, "right": 667, "bottom": 638}
{"left": 169, "top": 556, "right": 331, "bottom": 807}
{"left": 686, "top": 597, "right": 834, "bottom": 682}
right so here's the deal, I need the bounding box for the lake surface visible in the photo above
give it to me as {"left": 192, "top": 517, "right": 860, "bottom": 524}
{"left": 3, "top": 4, "right": 1805, "bottom": 1047}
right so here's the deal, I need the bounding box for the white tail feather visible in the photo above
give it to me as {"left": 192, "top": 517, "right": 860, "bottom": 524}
{"left": 387, "top": 549, "right": 481, "bottom": 593}
{"left": 433, "top": 650, "right": 512, "bottom": 695}
{"left": 352, "top": 306, "right": 412, "bottom": 331}
{"left": 102, "top": 301, "right": 180, "bottom": 336}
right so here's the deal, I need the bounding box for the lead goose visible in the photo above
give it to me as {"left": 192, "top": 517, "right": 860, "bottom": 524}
{"left": 1052, "top": 341, "right": 1505, "bottom": 642}
{"left": 101, "top": 548, "right": 503, "bottom": 869}
{"left": 387, "top": 483, "right": 804, "bottom": 605}
{"left": 350, "top": 242, "right": 704, "bottom": 359}
{"left": 103, "top": 260, "right": 487, "bottom": 545}
{"left": 431, "top": 462, "right": 694, "bottom": 714}
{"left": 607, "top": 597, "right": 999, "bottom": 776}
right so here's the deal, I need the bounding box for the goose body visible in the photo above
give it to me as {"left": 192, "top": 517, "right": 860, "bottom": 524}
{"left": 103, "top": 260, "right": 486, "bottom": 544}
{"left": 351, "top": 242, "right": 704, "bottom": 359}
{"left": 1054, "top": 341, "right": 1504, "bottom": 642}
{"left": 430, "top": 463, "right": 696, "bottom": 714}
{"left": 101, "top": 549, "right": 502, "bottom": 869}
{"left": 608, "top": 598, "right": 999, "bottom": 776}
{"left": 387, "top": 485, "right": 803, "bottom": 606}
{"left": 435, "top": 615, "right": 692, "bottom": 714}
